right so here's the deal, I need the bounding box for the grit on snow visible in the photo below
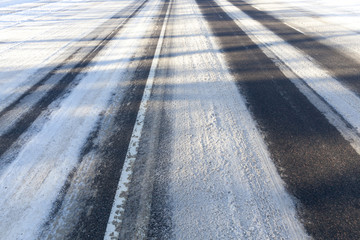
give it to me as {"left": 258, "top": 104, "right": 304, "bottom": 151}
{"left": 0, "top": 0, "right": 360, "bottom": 239}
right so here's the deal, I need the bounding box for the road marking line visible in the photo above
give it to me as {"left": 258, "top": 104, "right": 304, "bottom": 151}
{"left": 104, "top": 1, "right": 171, "bottom": 239}
{"left": 284, "top": 22, "right": 305, "bottom": 34}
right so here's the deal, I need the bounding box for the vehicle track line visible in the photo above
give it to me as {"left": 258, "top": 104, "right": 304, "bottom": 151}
{"left": 196, "top": 0, "right": 360, "bottom": 238}
{"left": 0, "top": 0, "right": 148, "bottom": 160}
{"left": 103, "top": 0, "right": 172, "bottom": 238}
{"left": 228, "top": 0, "right": 360, "bottom": 96}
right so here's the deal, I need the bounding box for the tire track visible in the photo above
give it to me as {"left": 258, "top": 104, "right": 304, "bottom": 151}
{"left": 0, "top": 0, "right": 148, "bottom": 163}
{"left": 196, "top": 0, "right": 360, "bottom": 239}
{"left": 215, "top": 0, "right": 360, "bottom": 156}
{"left": 228, "top": 0, "right": 360, "bottom": 96}
{"left": 35, "top": 0, "right": 171, "bottom": 239}
{"left": 114, "top": 1, "right": 174, "bottom": 238}
{"left": 104, "top": 0, "right": 172, "bottom": 238}
{"left": 0, "top": 0, "right": 161, "bottom": 238}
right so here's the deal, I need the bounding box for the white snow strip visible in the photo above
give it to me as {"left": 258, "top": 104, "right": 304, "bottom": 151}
{"left": 216, "top": 0, "right": 360, "bottom": 154}
{"left": 0, "top": 0, "right": 160, "bottom": 238}
{"left": 161, "top": 0, "right": 309, "bottom": 238}
{"left": 103, "top": 1, "right": 171, "bottom": 239}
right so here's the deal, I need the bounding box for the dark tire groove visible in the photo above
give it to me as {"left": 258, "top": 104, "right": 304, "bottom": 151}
{"left": 196, "top": 0, "right": 360, "bottom": 239}
{"left": 61, "top": 1, "right": 172, "bottom": 239}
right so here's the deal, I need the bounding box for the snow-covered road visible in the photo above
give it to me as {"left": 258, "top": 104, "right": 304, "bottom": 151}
{"left": 1, "top": 0, "right": 360, "bottom": 239}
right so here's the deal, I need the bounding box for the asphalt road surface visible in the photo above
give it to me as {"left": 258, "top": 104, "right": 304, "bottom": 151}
{"left": 1, "top": 0, "right": 360, "bottom": 239}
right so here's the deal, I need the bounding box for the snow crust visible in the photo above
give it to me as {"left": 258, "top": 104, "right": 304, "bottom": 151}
{"left": 159, "top": 0, "right": 309, "bottom": 238}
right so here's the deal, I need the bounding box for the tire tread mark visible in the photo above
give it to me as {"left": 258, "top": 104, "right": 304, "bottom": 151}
{"left": 196, "top": 0, "right": 360, "bottom": 239}
{"left": 0, "top": 0, "right": 149, "bottom": 160}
